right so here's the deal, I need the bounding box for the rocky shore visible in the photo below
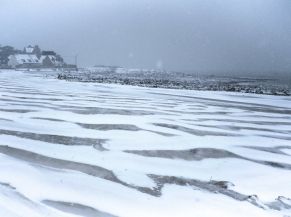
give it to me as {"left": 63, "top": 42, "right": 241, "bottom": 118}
{"left": 57, "top": 69, "right": 290, "bottom": 96}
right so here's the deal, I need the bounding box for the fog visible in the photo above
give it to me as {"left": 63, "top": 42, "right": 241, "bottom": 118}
{"left": 1, "top": 0, "right": 291, "bottom": 76}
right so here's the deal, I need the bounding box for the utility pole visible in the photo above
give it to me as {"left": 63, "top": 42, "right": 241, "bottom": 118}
{"left": 74, "top": 54, "right": 78, "bottom": 71}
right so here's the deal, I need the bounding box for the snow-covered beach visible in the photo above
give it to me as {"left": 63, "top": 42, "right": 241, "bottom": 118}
{"left": 0, "top": 70, "right": 291, "bottom": 217}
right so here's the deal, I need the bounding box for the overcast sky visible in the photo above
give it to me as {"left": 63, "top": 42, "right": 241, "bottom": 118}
{"left": 1, "top": 0, "right": 291, "bottom": 76}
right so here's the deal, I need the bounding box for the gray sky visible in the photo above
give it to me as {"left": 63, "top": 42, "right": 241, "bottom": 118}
{"left": 1, "top": 0, "right": 291, "bottom": 76}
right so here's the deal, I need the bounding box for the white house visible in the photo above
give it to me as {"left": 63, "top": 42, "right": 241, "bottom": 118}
{"left": 8, "top": 54, "right": 41, "bottom": 68}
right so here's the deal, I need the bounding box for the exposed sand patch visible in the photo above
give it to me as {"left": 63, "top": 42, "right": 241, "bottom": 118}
{"left": 42, "top": 200, "right": 118, "bottom": 217}
{"left": 0, "top": 129, "right": 106, "bottom": 148}
{"left": 77, "top": 123, "right": 175, "bottom": 136}
{"left": 152, "top": 123, "right": 239, "bottom": 136}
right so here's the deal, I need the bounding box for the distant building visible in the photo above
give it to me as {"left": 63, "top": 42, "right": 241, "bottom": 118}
{"left": 8, "top": 54, "right": 41, "bottom": 68}
{"left": 24, "top": 45, "right": 34, "bottom": 54}
{"left": 23, "top": 45, "right": 41, "bottom": 58}
{"left": 4, "top": 45, "right": 67, "bottom": 69}
{"left": 40, "top": 55, "right": 63, "bottom": 68}
{"left": 42, "top": 51, "right": 56, "bottom": 56}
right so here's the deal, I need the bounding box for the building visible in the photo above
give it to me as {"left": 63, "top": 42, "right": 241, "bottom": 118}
{"left": 6, "top": 46, "right": 67, "bottom": 69}
{"left": 8, "top": 54, "right": 41, "bottom": 68}
{"left": 42, "top": 51, "right": 56, "bottom": 56}
{"left": 24, "top": 45, "right": 34, "bottom": 54}
{"left": 40, "top": 55, "right": 63, "bottom": 68}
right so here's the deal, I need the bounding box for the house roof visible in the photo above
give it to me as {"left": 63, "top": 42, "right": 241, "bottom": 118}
{"left": 12, "top": 54, "right": 40, "bottom": 64}
{"left": 40, "top": 55, "right": 62, "bottom": 65}
{"left": 40, "top": 55, "right": 54, "bottom": 62}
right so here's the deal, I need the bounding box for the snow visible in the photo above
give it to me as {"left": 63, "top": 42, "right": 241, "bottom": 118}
{"left": 0, "top": 70, "right": 290, "bottom": 217}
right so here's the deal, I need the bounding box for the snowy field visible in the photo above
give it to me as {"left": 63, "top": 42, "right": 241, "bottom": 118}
{"left": 0, "top": 70, "right": 291, "bottom": 217}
